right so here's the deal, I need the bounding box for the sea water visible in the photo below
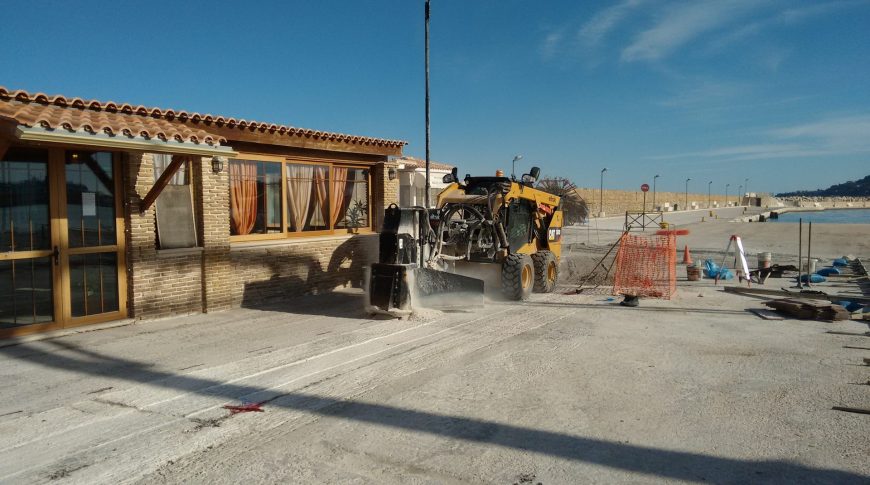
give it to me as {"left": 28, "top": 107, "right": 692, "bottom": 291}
{"left": 771, "top": 208, "right": 870, "bottom": 224}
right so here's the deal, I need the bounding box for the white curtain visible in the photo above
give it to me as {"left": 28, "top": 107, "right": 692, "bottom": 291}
{"left": 286, "top": 164, "right": 314, "bottom": 232}
{"left": 152, "top": 153, "right": 187, "bottom": 185}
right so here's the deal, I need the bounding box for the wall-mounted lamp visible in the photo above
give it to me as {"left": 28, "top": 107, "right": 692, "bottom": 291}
{"left": 388, "top": 167, "right": 397, "bottom": 180}
{"left": 211, "top": 156, "right": 224, "bottom": 173}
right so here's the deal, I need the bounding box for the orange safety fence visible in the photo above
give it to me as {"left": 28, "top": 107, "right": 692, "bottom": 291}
{"left": 612, "top": 232, "right": 677, "bottom": 299}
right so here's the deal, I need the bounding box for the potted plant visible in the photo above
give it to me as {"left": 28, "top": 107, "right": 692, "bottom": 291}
{"left": 345, "top": 199, "right": 368, "bottom": 233}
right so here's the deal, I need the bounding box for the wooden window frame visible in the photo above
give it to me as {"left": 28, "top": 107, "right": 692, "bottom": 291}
{"left": 154, "top": 156, "right": 200, "bottom": 250}
{"left": 229, "top": 154, "right": 373, "bottom": 243}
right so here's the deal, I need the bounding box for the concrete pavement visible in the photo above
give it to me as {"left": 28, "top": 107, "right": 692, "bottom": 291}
{"left": 0, "top": 285, "right": 868, "bottom": 483}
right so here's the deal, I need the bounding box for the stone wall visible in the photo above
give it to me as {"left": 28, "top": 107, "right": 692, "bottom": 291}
{"left": 576, "top": 188, "right": 740, "bottom": 218}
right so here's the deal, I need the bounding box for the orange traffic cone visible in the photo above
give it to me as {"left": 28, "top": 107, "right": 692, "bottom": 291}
{"left": 682, "top": 245, "right": 693, "bottom": 265}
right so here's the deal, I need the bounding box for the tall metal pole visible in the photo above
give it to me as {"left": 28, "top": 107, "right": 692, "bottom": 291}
{"left": 653, "top": 174, "right": 659, "bottom": 209}
{"left": 424, "top": 0, "right": 431, "bottom": 208}
{"left": 708, "top": 180, "right": 712, "bottom": 209}
{"left": 744, "top": 177, "right": 749, "bottom": 205}
{"left": 737, "top": 184, "right": 742, "bottom": 206}
{"left": 725, "top": 184, "right": 729, "bottom": 207}
{"left": 599, "top": 168, "right": 607, "bottom": 217}
{"left": 685, "top": 178, "right": 691, "bottom": 210}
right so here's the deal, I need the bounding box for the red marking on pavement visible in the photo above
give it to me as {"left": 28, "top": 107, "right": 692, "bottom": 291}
{"left": 223, "top": 402, "right": 265, "bottom": 414}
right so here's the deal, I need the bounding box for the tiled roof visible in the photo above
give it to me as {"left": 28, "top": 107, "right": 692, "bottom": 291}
{"left": 0, "top": 87, "right": 407, "bottom": 149}
{"left": 396, "top": 156, "right": 454, "bottom": 170}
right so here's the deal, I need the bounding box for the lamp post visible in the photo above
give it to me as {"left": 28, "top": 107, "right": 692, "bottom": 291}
{"left": 599, "top": 168, "right": 608, "bottom": 217}
{"left": 737, "top": 184, "right": 742, "bottom": 206}
{"left": 511, "top": 155, "right": 523, "bottom": 180}
{"left": 653, "top": 174, "right": 660, "bottom": 209}
{"left": 744, "top": 177, "right": 749, "bottom": 206}
{"left": 685, "top": 178, "right": 691, "bottom": 210}
{"left": 725, "top": 183, "right": 730, "bottom": 207}
{"left": 708, "top": 180, "right": 712, "bottom": 209}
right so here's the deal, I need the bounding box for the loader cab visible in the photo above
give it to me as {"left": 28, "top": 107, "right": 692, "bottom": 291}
{"left": 503, "top": 200, "right": 533, "bottom": 251}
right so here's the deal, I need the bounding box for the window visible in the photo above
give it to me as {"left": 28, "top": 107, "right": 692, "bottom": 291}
{"left": 153, "top": 153, "right": 198, "bottom": 249}
{"left": 229, "top": 158, "right": 371, "bottom": 240}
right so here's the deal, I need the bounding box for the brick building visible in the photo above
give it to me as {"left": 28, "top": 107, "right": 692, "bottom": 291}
{"left": 0, "top": 87, "right": 404, "bottom": 338}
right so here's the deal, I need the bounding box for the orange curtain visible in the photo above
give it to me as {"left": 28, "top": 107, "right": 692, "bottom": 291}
{"left": 313, "top": 167, "right": 329, "bottom": 228}
{"left": 330, "top": 167, "right": 349, "bottom": 227}
{"left": 230, "top": 161, "right": 257, "bottom": 235}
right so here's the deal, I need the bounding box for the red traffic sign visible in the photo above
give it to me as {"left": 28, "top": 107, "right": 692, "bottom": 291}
{"left": 641, "top": 183, "right": 650, "bottom": 192}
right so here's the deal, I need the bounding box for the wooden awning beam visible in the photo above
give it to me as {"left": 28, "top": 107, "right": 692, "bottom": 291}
{"left": 140, "top": 155, "right": 186, "bottom": 214}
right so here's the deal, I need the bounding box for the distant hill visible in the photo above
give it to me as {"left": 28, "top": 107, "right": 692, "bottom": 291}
{"left": 777, "top": 175, "right": 870, "bottom": 197}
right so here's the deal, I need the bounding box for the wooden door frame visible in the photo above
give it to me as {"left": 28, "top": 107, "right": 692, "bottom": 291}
{"left": 0, "top": 145, "right": 128, "bottom": 339}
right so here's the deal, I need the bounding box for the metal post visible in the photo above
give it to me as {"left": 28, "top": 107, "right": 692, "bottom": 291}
{"left": 424, "top": 0, "right": 431, "bottom": 208}
{"left": 798, "top": 218, "right": 803, "bottom": 288}
{"left": 744, "top": 177, "right": 749, "bottom": 205}
{"left": 737, "top": 184, "right": 742, "bottom": 206}
{"left": 807, "top": 221, "right": 813, "bottom": 287}
{"left": 725, "top": 183, "right": 729, "bottom": 207}
{"left": 642, "top": 191, "right": 647, "bottom": 230}
{"left": 653, "top": 174, "right": 659, "bottom": 209}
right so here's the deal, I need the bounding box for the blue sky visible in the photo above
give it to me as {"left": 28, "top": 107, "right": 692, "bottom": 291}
{"left": 2, "top": 0, "right": 869, "bottom": 194}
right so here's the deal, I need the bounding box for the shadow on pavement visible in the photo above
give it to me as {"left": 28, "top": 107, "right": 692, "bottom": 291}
{"left": 1, "top": 339, "right": 866, "bottom": 483}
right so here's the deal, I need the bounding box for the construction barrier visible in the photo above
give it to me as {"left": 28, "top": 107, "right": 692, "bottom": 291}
{"left": 613, "top": 233, "right": 677, "bottom": 299}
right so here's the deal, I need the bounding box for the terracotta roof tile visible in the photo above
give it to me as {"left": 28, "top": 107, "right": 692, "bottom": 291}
{"left": 0, "top": 87, "right": 407, "bottom": 149}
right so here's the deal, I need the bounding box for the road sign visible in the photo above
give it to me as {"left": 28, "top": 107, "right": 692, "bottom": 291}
{"left": 641, "top": 183, "right": 650, "bottom": 192}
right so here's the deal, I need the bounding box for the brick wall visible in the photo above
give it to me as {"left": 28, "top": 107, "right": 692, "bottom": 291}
{"left": 123, "top": 152, "right": 203, "bottom": 319}
{"left": 123, "top": 153, "right": 395, "bottom": 320}
{"left": 576, "top": 187, "right": 740, "bottom": 218}
{"left": 229, "top": 234, "right": 378, "bottom": 307}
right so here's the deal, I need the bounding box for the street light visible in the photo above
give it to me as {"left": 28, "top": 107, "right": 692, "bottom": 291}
{"left": 599, "top": 168, "right": 608, "bottom": 217}
{"left": 511, "top": 155, "right": 523, "bottom": 180}
{"left": 653, "top": 174, "right": 660, "bottom": 209}
{"left": 685, "top": 178, "right": 691, "bottom": 210}
{"left": 708, "top": 180, "right": 713, "bottom": 209}
{"left": 737, "top": 184, "right": 742, "bottom": 206}
{"left": 744, "top": 177, "right": 749, "bottom": 205}
{"left": 725, "top": 183, "right": 730, "bottom": 207}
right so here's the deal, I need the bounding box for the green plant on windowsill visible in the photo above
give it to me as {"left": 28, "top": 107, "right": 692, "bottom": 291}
{"left": 345, "top": 199, "right": 368, "bottom": 233}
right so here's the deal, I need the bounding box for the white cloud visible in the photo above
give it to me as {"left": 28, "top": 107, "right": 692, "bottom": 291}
{"left": 578, "top": 0, "right": 647, "bottom": 45}
{"left": 621, "top": 0, "right": 763, "bottom": 62}
{"left": 648, "top": 115, "right": 870, "bottom": 162}
{"left": 769, "top": 115, "right": 870, "bottom": 151}
{"left": 540, "top": 30, "right": 565, "bottom": 60}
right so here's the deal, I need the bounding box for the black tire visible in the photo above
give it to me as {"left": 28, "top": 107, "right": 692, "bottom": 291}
{"left": 531, "top": 250, "right": 558, "bottom": 293}
{"left": 502, "top": 253, "right": 534, "bottom": 301}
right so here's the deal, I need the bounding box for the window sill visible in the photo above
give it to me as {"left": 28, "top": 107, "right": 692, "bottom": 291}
{"left": 231, "top": 232, "right": 376, "bottom": 251}
{"left": 156, "top": 247, "right": 204, "bottom": 258}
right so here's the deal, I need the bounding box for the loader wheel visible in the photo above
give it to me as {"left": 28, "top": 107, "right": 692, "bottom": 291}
{"left": 502, "top": 253, "right": 534, "bottom": 301}
{"left": 532, "top": 250, "right": 558, "bottom": 293}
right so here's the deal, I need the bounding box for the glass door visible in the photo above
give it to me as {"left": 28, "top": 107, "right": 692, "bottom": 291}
{"left": 60, "top": 151, "right": 125, "bottom": 323}
{"left": 0, "top": 148, "right": 56, "bottom": 331}
{"left": 0, "top": 147, "right": 127, "bottom": 338}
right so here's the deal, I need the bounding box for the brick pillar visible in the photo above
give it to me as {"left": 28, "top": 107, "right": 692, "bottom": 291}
{"left": 123, "top": 151, "right": 157, "bottom": 318}
{"left": 198, "top": 156, "right": 232, "bottom": 312}
{"left": 372, "top": 159, "right": 399, "bottom": 231}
